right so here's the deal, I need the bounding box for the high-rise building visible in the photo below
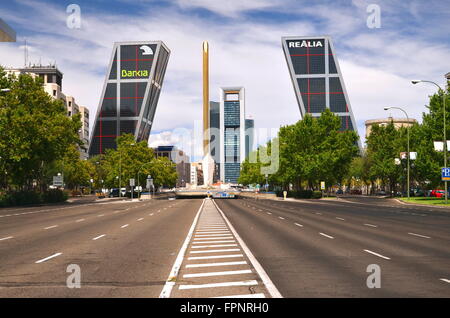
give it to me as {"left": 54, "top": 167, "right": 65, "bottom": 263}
{"left": 245, "top": 118, "right": 254, "bottom": 159}
{"left": 79, "top": 106, "right": 90, "bottom": 159}
{"left": 282, "top": 36, "right": 359, "bottom": 142}
{"left": 220, "top": 87, "right": 246, "bottom": 184}
{"left": 6, "top": 65, "right": 90, "bottom": 159}
{"left": 153, "top": 146, "right": 190, "bottom": 188}
{"left": 89, "top": 41, "right": 170, "bottom": 156}
{"left": 0, "top": 18, "right": 15, "bottom": 42}
{"left": 209, "top": 101, "right": 221, "bottom": 183}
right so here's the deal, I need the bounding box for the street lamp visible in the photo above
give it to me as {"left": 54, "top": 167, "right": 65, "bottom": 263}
{"left": 384, "top": 107, "right": 411, "bottom": 199}
{"left": 412, "top": 79, "right": 447, "bottom": 203}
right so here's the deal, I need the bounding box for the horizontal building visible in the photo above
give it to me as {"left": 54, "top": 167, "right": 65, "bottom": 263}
{"left": 365, "top": 117, "right": 417, "bottom": 137}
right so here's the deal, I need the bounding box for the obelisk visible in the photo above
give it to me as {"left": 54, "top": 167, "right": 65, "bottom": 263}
{"left": 202, "top": 41, "right": 214, "bottom": 187}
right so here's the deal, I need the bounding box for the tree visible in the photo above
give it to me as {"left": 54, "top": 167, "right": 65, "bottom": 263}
{"left": 0, "top": 68, "right": 82, "bottom": 191}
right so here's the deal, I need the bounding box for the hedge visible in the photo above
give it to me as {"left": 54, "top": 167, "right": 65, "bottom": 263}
{"left": 0, "top": 189, "right": 68, "bottom": 207}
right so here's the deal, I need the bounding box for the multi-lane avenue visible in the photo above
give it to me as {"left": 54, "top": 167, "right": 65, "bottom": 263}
{"left": 0, "top": 195, "right": 449, "bottom": 297}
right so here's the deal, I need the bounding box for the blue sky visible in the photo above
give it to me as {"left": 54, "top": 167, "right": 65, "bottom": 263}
{"left": 1, "top": 0, "right": 449, "bottom": 159}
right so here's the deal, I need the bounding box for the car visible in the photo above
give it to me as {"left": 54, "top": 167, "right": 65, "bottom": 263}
{"left": 376, "top": 190, "right": 386, "bottom": 196}
{"left": 430, "top": 189, "right": 445, "bottom": 198}
{"left": 336, "top": 189, "right": 343, "bottom": 195}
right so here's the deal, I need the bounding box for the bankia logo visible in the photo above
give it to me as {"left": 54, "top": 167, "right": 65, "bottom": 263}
{"left": 121, "top": 69, "right": 149, "bottom": 77}
{"left": 288, "top": 40, "right": 324, "bottom": 48}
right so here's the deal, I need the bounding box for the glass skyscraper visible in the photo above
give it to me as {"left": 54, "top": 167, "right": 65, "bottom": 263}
{"left": 220, "top": 88, "right": 246, "bottom": 184}
{"left": 89, "top": 41, "right": 170, "bottom": 156}
{"left": 282, "top": 36, "right": 359, "bottom": 141}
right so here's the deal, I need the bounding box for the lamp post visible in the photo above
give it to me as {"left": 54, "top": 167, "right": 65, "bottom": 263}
{"left": 412, "top": 79, "right": 447, "bottom": 203}
{"left": 384, "top": 107, "right": 410, "bottom": 199}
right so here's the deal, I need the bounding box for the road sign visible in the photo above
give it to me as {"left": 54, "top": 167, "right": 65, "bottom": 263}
{"left": 53, "top": 175, "right": 63, "bottom": 186}
{"left": 442, "top": 168, "right": 450, "bottom": 181}
{"left": 130, "top": 178, "right": 135, "bottom": 186}
{"left": 320, "top": 181, "right": 325, "bottom": 190}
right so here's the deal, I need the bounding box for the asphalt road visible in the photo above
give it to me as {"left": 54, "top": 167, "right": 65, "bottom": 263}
{"left": 0, "top": 198, "right": 201, "bottom": 297}
{"left": 1, "top": 195, "right": 449, "bottom": 297}
{"left": 215, "top": 196, "right": 450, "bottom": 297}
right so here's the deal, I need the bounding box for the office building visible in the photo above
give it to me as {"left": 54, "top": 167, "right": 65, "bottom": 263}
{"left": 220, "top": 87, "right": 246, "bottom": 184}
{"left": 0, "top": 18, "right": 15, "bottom": 42}
{"left": 282, "top": 36, "right": 360, "bottom": 145}
{"left": 154, "top": 146, "right": 190, "bottom": 188}
{"left": 89, "top": 41, "right": 170, "bottom": 156}
{"left": 365, "top": 117, "right": 417, "bottom": 138}
{"left": 245, "top": 118, "right": 254, "bottom": 159}
{"left": 209, "top": 101, "right": 221, "bottom": 183}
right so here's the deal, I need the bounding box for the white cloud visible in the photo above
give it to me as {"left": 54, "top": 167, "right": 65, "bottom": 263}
{"left": 0, "top": 0, "right": 448, "bottom": 152}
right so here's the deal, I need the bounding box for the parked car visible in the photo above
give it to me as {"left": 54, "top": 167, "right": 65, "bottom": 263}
{"left": 430, "top": 189, "right": 445, "bottom": 198}
{"left": 336, "top": 189, "right": 344, "bottom": 195}
{"left": 376, "top": 190, "right": 386, "bottom": 196}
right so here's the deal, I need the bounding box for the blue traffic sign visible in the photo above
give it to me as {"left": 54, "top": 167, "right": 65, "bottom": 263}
{"left": 442, "top": 168, "right": 450, "bottom": 181}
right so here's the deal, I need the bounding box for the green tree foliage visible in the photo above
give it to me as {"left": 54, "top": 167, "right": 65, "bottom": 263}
{"left": 97, "top": 134, "right": 178, "bottom": 190}
{"left": 0, "top": 68, "right": 82, "bottom": 191}
{"left": 239, "top": 109, "right": 359, "bottom": 190}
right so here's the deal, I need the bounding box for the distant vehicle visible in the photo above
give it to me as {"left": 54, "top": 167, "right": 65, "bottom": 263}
{"left": 376, "top": 190, "right": 386, "bottom": 196}
{"left": 95, "top": 191, "right": 105, "bottom": 199}
{"left": 430, "top": 189, "right": 445, "bottom": 198}
{"left": 336, "top": 189, "right": 343, "bottom": 195}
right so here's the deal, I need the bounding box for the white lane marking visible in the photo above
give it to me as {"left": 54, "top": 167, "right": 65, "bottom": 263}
{"left": 193, "top": 236, "right": 234, "bottom": 241}
{"left": 35, "top": 252, "right": 62, "bottom": 263}
{"left": 183, "top": 269, "right": 252, "bottom": 278}
{"left": 213, "top": 293, "right": 265, "bottom": 298}
{"left": 97, "top": 214, "right": 104, "bottom": 217}
{"left": 363, "top": 249, "right": 390, "bottom": 260}
{"left": 408, "top": 232, "right": 431, "bottom": 239}
{"left": 192, "top": 240, "right": 236, "bottom": 244}
{"left": 190, "top": 248, "right": 240, "bottom": 254}
{"left": 0, "top": 203, "right": 96, "bottom": 218}
{"left": 92, "top": 234, "right": 106, "bottom": 240}
{"left": 267, "top": 212, "right": 272, "bottom": 215}
{"left": 75, "top": 218, "right": 85, "bottom": 222}
{"left": 315, "top": 213, "right": 322, "bottom": 215}
{"left": 319, "top": 232, "right": 334, "bottom": 239}
{"left": 188, "top": 254, "right": 244, "bottom": 260}
{"left": 159, "top": 199, "right": 205, "bottom": 298}
{"left": 192, "top": 244, "right": 238, "bottom": 248}
{"left": 294, "top": 223, "right": 303, "bottom": 227}
{"left": 278, "top": 217, "right": 285, "bottom": 220}
{"left": 149, "top": 213, "right": 154, "bottom": 216}
{"left": 0, "top": 236, "right": 13, "bottom": 241}
{"left": 212, "top": 199, "right": 283, "bottom": 298}
{"left": 440, "top": 278, "right": 450, "bottom": 284}
{"left": 336, "top": 217, "right": 345, "bottom": 221}
{"left": 179, "top": 280, "right": 258, "bottom": 290}
{"left": 186, "top": 261, "right": 247, "bottom": 268}
{"left": 44, "top": 225, "right": 58, "bottom": 230}
{"left": 121, "top": 224, "right": 129, "bottom": 228}
{"left": 364, "top": 223, "right": 378, "bottom": 228}
{"left": 195, "top": 230, "right": 230, "bottom": 234}
{"left": 137, "top": 218, "right": 144, "bottom": 221}
{"left": 195, "top": 233, "right": 233, "bottom": 237}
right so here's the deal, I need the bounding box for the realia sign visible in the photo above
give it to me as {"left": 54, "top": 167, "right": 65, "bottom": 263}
{"left": 288, "top": 40, "right": 323, "bottom": 48}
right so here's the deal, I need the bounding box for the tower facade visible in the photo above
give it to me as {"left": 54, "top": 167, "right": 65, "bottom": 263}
{"left": 282, "top": 36, "right": 358, "bottom": 136}
{"left": 220, "top": 87, "right": 246, "bottom": 184}
{"left": 89, "top": 41, "right": 170, "bottom": 156}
